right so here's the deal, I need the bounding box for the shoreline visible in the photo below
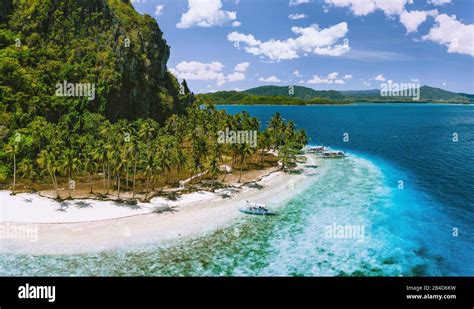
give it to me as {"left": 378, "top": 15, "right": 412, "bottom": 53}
{"left": 0, "top": 155, "right": 322, "bottom": 255}
{"left": 215, "top": 102, "right": 473, "bottom": 106}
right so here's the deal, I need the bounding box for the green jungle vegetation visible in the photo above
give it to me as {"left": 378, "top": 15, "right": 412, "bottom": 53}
{"left": 0, "top": 0, "right": 307, "bottom": 201}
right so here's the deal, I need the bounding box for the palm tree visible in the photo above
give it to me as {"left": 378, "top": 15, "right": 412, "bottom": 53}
{"left": 209, "top": 142, "right": 221, "bottom": 183}
{"left": 142, "top": 150, "right": 157, "bottom": 201}
{"left": 83, "top": 151, "right": 97, "bottom": 194}
{"left": 190, "top": 135, "right": 207, "bottom": 182}
{"left": 259, "top": 131, "right": 271, "bottom": 165}
{"left": 17, "top": 158, "right": 36, "bottom": 188}
{"left": 94, "top": 121, "right": 113, "bottom": 195}
{"left": 294, "top": 129, "right": 308, "bottom": 149}
{"left": 122, "top": 147, "right": 132, "bottom": 192}
{"left": 138, "top": 119, "right": 159, "bottom": 199}
{"left": 284, "top": 121, "right": 296, "bottom": 142}
{"left": 268, "top": 113, "right": 285, "bottom": 149}
{"left": 80, "top": 138, "right": 97, "bottom": 194}
{"left": 5, "top": 142, "right": 19, "bottom": 194}
{"left": 93, "top": 144, "right": 110, "bottom": 195}
{"left": 127, "top": 135, "right": 141, "bottom": 198}
{"left": 115, "top": 156, "right": 124, "bottom": 200}
{"left": 37, "top": 150, "right": 60, "bottom": 199}
{"left": 164, "top": 114, "right": 186, "bottom": 144}
{"left": 174, "top": 145, "right": 187, "bottom": 175}
{"left": 59, "top": 148, "right": 80, "bottom": 199}
{"left": 112, "top": 119, "right": 134, "bottom": 198}
{"left": 278, "top": 142, "right": 299, "bottom": 171}
{"left": 156, "top": 135, "right": 174, "bottom": 187}
{"left": 237, "top": 143, "right": 254, "bottom": 183}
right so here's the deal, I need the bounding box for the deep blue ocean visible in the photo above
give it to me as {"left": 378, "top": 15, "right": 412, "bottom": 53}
{"left": 220, "top": 103, "right": 474, "bottom": 276}
{"left": 2, "top": 103, "right": 473, "bottom": 276}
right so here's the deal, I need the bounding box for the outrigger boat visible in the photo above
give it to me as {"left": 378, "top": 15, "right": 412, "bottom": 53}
{"left": 319, "top": 150, "right": 345, "bottom": 158}
{"left": 239, "top": 201, "right": 277, "bottom": 216}
{"left": 305, "top": 145, "right": 328, "bottom": 154}
{"left": 305, "top": 145, "right": 346, "bottom": 158}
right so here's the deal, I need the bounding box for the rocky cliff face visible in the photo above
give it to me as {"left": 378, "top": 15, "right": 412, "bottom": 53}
{"left": 0, "top": 0, "right": 189, "bottom": 124}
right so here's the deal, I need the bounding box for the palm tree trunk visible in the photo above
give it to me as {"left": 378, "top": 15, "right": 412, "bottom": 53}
{"left": 106, "top": 162, "right": 110, "bottom": 194}
{"left": 222, "top": 168, "right": 227, "bottom": 182}
{"left": 238, "top": 155, "right": 245, "bottom": 183}
{"left": 125, "top": 166, "right": 129, "bottom": 191}
{"left": 102, "top": 163, "right": 106, "bottom": 195}
{"left": 12, "top": 152, "right": 16, "bottom": 193}
{"left": 117, "top": 173, "right": 121, "bottom": 199}
{"left": 48, "top": 170, "right": 55, "bottom": 196}
{"left": 221, "top": 156, "right": 227, "bottom": 182}
{"left": 54, "top": 177, "right": 59, "bottom": 199}
{"left": 67, "top": 168, "right": 72, "bottom": 199}
{"left": 151, "top": 175, "right": 156, "bottom": 192}
{"left": 132, "top": 159, "right": 137, "bottom": 198}
{"left": 89, "top": 170, "right": 93, "bottom": 194}
{"left": 144, "top": 176, "right": 149, "bottom": 201}
{"left": 50, "top": 170, "right": 59, "bottom": 199}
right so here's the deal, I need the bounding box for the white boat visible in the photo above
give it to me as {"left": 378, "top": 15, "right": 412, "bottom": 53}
{"left": 306, "top": 146, "right": 328, "bottom": 153}
{"left": 239, "top": 201, "right": 277, "bottom": 216}
{"left": 319, "top": 150, "right": 345, "bottom": 158}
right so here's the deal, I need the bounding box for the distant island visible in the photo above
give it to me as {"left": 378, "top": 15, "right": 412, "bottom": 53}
{"left": 197, "top": 85, "right": 474, "bottom": 105}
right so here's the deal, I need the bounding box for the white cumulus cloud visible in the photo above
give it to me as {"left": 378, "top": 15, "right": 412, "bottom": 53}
{"left": 290, "top": 0, "right": 311, "bottom": 6}
{"left": 399, "top": 9, "right": 438, "bottom": 33}
{"left": 324, "top": 0, "right": 410, "bottom": 16}
{"left": 428, "top": 0, "right": 451, "bottom": 6}
{"left": 325, "top": 0, "right": 470, "bottom": 57}
{"left": 324, "top": 0, "right": 439, "bottom": 34}
{"left": 372, "top": 74, "right": 386, "bottom": 81}
{"left": 259, "top": 76, "right": 282, "bottom": 83}
{"left": 170, "top": 60, "right": 248, "bottom": 86}
{"left": 226, "top": 72, "right": 246, "bottom": 82}
{"left": 289, "top": 13, "right": 308, "bottom": 20}
{"left": 155, "top": 5, "right": 164, "bottom": 16}
{"left": 307, "top": 71, "right": 346, "bottom": 84}
{"left": 234, "top": 62, "right": 250, "bottom": 72}
{"left": 177, "top": 0, "right": 238, "bottom": 29}
{"left": 293, "top": 70, "right": 303, "bottom": 77}
{"left": 423, "top": 14, "right": 474, "bottom": 57}
{"left": 228, "top": 22, "right": 350, "bottom": 61}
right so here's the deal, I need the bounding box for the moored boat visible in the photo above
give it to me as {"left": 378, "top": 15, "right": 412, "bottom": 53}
{"left": 319, "top": 150, "right": 346, "bottom": 158}
{"left": 239, "top": 201, "right": 277, "bottom": 216}
{"left": 305, "top": 145, "right": 328, "bottom": 153}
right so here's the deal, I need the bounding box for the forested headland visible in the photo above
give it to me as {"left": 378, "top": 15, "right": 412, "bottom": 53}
{"left": 0, "top": 0, "right": 307, "bottom": 201}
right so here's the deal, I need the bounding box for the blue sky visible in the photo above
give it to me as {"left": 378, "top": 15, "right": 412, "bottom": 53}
{"left": 131, "top": 0, "right": 474, "bottom": 93}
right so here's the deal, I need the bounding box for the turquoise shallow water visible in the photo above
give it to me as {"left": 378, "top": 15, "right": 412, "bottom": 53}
{"left": 1, "top": 104, "right": 473, "bottom": 276}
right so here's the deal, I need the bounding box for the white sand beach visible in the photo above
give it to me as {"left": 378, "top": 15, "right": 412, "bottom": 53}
{"left": 0, "top": 155, "right": 324, "bottom": 255}
{"left": 0, "top": 190, "right": 220, "bottom": 223}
